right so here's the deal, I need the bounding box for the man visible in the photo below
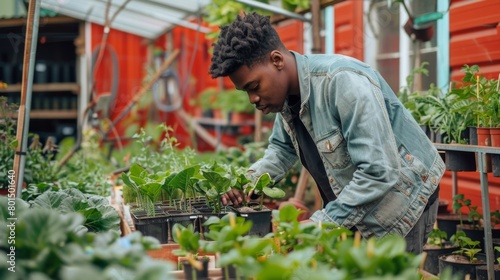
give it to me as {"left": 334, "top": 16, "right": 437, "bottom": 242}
{"left": 208, "top": 12, "right": 444, "bottom": 254}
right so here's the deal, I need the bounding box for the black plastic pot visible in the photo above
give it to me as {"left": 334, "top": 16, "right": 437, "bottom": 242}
{"left": 182, "top": 258, "right": 209, "bottom": 280}
{"left": 436, "top": 213, "right": 472, "bottom": 240}
{"left": 232, "top": 204, "right": 272, "bottom": 237}
{"left": 193, "top": 205, "right": 232, "bottom": 237}
{"left": 221, "top": 264, "right": 238, "bottom": 280}
{"left": 131, "top": 211, "right": 169, "bottom": 244}
{"left": 423, "top": 243, "right": 457, "bottom": 275}
{"left": 439, "top": 253, "right": 487, "bottom": 280}
{"left": 491, "top": 154, "right": 500, "bottom": 177}
{"left": 476, "top": 264, "right": 500, "bottom": 280}
{"left": 445, "top": 150, "right": 476, "bottom": 171}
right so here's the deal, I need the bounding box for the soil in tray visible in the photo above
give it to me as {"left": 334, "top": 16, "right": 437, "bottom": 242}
{"left": 442, "top": 254, "right": 486, "bottom": 265}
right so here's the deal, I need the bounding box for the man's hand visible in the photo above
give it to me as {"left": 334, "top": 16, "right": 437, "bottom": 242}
{"left": 221, "top": 189, "right": 244, "bottom": 207}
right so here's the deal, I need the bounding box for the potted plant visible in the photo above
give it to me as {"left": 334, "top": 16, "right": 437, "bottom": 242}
{"left": 172, "top": 223, "right": 210, "bottom": 280}
{"left": 0, "top": 196, "right": 174, "bottom": 279}
{"left": 423, "top": 227, "right": 459, "bottom": 275}
{"left": 437, "top": 193, "right": 474, "bottom": 240}
{"left": 439, "top": 231, "right": 487, "bottom": 280}
{"left": 231, "top": 172, "right": 286, "bottom": 237}
{"left": 200, "top": 212, "right": 257, "bottom": 279}
{"left": 454, "top": 194, "right": 500, "bottom": 252}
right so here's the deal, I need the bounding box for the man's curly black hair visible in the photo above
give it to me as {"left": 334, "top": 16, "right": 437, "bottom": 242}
{"left": 209, "top": 12, "right": 286, "bottom": 78}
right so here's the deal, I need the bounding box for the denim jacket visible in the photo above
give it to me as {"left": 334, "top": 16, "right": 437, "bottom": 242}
{"left": 249, "top": 51, "right": 445, "bottom": 239}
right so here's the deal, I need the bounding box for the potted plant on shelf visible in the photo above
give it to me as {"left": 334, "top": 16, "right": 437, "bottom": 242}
{"left": 454, "top": 194, "right": 500, "bottom": 252}
{"left": 439, "top": 231, "right": 487, "bottom": 280}
{"left": 437, "top": 193, "right": 473, "bottom": 240}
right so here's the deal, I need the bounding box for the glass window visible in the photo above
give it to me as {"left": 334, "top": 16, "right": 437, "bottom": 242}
{"left": 366, "top": 0, "right": 438, "bottom": 94}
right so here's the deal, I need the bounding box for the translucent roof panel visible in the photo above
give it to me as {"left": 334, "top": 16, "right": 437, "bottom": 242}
{"left": 40, "top": 0, "right": 211, "bottom": 39}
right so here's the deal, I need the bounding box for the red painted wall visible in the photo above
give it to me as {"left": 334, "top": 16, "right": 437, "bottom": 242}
{"left": 449, "top": 0, "right": 500, "bottom": 81}
{"left": 90, "top": 23, "right": 148, "bottom": 138}
{"left": 334, "top": 0, "right": 364, "bottom": 60}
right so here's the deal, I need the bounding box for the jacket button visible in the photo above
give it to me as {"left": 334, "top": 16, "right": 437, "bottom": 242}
{"left": 405, "top": 154, "right": 412, "bottom": 161}
{"left": 330, "top": 178, "right": 334, "bottom": 183}
{"left": 431, "top": 177, "right": 437, "bottom": 184}
{"left": 326, "top": 141, "right": 332, "bottom": 151}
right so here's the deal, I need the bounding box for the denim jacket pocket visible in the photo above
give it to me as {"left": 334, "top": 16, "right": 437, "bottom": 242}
{"left": 398, "top": 145, "right": 429, "bottom": 179}
{"left": 317, "top": 130, "right": 351, "bottom": 169}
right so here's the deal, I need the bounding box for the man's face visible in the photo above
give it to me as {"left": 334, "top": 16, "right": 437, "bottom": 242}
{"left": 228, "top": 51, "right": 289, "bottom": 115}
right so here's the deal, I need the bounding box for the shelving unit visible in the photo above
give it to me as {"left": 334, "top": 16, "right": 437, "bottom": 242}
{"left": 434, "top": 143, "right": 499, "bottom": 280}
{"left": 0, "top": 15, "right": 80, "bottom": 143}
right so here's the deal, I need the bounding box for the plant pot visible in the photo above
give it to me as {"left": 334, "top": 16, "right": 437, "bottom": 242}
{"left": 423, "top": 243, "right": 458, "bottom": 275}
{"left": 490, "top": 128, "right": 500, "bottom": 177}
{"left": 231, "top": 203, "right": 272, "bottom": 237}
{"left": 468, "top": 126, "right": 478, "bottom": 145}
{"left": 436, "top": 213, "right": 471, "bottom": 240}
{"left": 131, "top": 212, "right": 170, "bottom": 244}
{"left": 477, "top": 127, "right": 492, "bottom": 172}
{"left": 476, "top": 264, "right": 500, "bottom": 280}
{"left": 438, "top": 199, "right": 450, "bottom": 214}
{"left": 221, "top": 264, "right": 238, "bottom": 280}
{"left": 492, "top": 155, "right": 500, "bottom": 177}
{"left": 439, "top": 253, "right": 487, "bottom": 280}
{"left": 457, "top": 224, "right": 500, "bottom": 253}
{"left": 182, "top": 258, "right": 209, "bottom": 280}
{"left": 445, "top": 150, "right": 476, "bottom": 171}
{"left": 193, "top": 205, "right": 232, "bottom": 239}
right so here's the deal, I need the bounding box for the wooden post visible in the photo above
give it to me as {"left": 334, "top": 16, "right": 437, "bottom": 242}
{"left": 12, "top": 0, "right": 41, "bottom": 198}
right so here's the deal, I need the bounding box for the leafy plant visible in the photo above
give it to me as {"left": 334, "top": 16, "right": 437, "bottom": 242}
{"left": 281, "top": 0, "right": 310, "bottom": 12}
{"left": 30, "top": 188, "right": 121, "bottom": 233}
{"left": 201, "top": 212, "right": 273, "bottom": 280}
{"left": 172, "top": 223, "right": 204, "bottom": 272}
{"left": 167, "top": 165, "right": 201, "bottom": 211}
{"left": 245, "top": 173, "right": 285, "bottom": 210}
{"left": 427, "top": 227, "right": 448, "bottom": 248}
{"left": 453, "top": 193, "right": 499, "bottom": 229}
{"left": 0, "top": 196, "right": 173, "bottom": 280}
{"left": 452, "top": 64, "right": 500, "bottom": 128}
{"left": 451, "top": 231, "right": 482, "bottom": 263}
{"left": 203, "top": 0, "right": 272, "bottom": 40}
{"left": 195, "top": 162, "right": 235, "bottom": 213}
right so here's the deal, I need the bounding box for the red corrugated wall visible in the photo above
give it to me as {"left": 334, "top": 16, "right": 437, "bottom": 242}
{"left": 334, "top": 0, "right": 364, "bottom": 60}
{"left": 449, "top": 0, "right": 500, "bottom": 81}
{"left": 442, "top": 0, "right": 500, "bottom": 215}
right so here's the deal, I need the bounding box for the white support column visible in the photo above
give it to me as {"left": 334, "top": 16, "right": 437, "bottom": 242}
{"left": 399, "top": 5, "right": 410, "bottom": 90}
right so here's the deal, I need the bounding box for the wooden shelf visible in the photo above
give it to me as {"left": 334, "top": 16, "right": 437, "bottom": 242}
{"left": 0, "top": 83, "right": 79, "bottom": 94}
{"left": 9, "top": 110, "right": 78, "bottom": 119}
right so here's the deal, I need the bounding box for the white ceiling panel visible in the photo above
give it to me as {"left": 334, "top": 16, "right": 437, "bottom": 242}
{"left": 40, "top": 0, "right": 211, "bottom": 39}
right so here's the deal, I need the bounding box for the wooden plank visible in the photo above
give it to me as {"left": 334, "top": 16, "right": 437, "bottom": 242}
{"left": 0, "top": 16, "right": 79, "bottom": 28}
{"left": 0, "top": 83, "right": 80, "bottom": 94}
{"left": 9, "top": 110, "right": 78, "bottom": 119}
